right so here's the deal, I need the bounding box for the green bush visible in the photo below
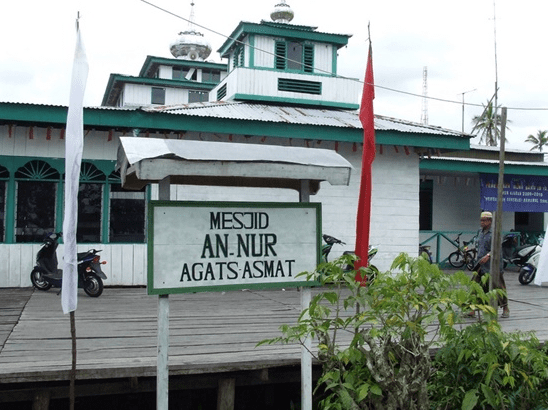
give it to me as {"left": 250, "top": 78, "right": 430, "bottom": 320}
{"left": 259, "top": 253, "right": 548, "bottom": 410}
{"left": 431, "top": 321, "right": 548, "bottom": 410}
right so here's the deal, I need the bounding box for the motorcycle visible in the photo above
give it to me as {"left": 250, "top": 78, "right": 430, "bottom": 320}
{"left": 502, "top": 232, "right": 541, "bottom": 268}
{"left": 322, "top": 234, "right": 378, "bottom": 264}
{"left": 517, "top": 246, "right": 542, "bottom": 285}
{"left": 30, "top": 232, "right": 108, "bottom": 297}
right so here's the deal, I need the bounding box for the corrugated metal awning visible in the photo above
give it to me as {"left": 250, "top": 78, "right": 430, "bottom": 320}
{"left": 117, "top": 137, "right": 353, "bottom": 193}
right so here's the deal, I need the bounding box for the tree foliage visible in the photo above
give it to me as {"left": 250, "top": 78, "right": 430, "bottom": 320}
{"left": 525, "top": 130, "right": 548, "bottom": 152}
{"left": 471, "top": 101, "right": 510, "bottom": 146}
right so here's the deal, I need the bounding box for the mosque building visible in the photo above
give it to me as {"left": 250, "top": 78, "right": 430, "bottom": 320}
{"left": 0, "top": 1, "right": 546, "bottom": 287}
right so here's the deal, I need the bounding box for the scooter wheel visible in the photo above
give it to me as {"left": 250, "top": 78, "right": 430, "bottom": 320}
{"left": 518, "top": 267, "right": 536, "bottom": 285}
{"left": 83, "top": 275, "right": 103, "bottom": 297}
{"left": 30, "top": 269, "right": 52, "bottom": 291}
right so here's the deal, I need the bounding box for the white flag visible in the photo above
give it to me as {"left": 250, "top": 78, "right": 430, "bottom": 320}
{"left": 62, "top": 20, "right": 89, "bottom": 314}
{"left": 534, "top": 225, "right": 548, "bottom": 287}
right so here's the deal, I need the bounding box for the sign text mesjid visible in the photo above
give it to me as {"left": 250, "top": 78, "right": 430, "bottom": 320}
{"left": 148, "top": 201, "right": 321, "bottom": 295}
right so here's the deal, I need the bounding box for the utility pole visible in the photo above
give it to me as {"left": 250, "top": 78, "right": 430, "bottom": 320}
{"left": 490, "top": 107, "right": 507, "bottom": 321}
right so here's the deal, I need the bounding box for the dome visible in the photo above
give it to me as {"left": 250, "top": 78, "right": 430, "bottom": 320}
{"left": 270, "top": 1, "right": 294, "bottom": 23}
{"left": 170, "top": 1, "right": 212, "bottom": 61}
{"left": 170, "top": 30, "right": 212, "bottom": 61}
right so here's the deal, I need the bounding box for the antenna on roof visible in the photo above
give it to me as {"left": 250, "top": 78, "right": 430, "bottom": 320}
{"left": 420, "top": 66, "right": 428, "bottom": 125}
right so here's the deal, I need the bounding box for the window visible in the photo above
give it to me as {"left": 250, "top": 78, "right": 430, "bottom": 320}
{"left": 109, "top": 172, "right": 146, "bottom": 243}
{"left": 275, "top": 41, "right": 286, "bottom": 70}
{"left": 287, "top": 42, "right": 303, "bottom": 70}
{"left": 77, "top": 163, "right": 106, "bottom": 243}
{"left": 173, "top": 67, "right": 189, "bottom": 80}
{"left": 232, "top": 47, "right": 244, "bottom": 69}
{"left": 202, "top": 70, "right": 221, "bottom": 83}
{"left": 151, "top": 87, "right": 166, "bottom": 105}
{"left": 188, "top": 90, "right": 209, "bottom": 103}
{"left": 275, "top": 41, "right": 314, "bottom": 73}
{"left": 0, "top": 165, "right": 8, "bottom": 243}
{"left": 217, "top": 83, "right": 227, "bottom": 100}
{"left": 278, "top": 78, "right": 321, "bottom": 95}
{"left": 0, "top": 159, "right": 148, "bottom": 244}
{"left": 15, "top": 160, "right": 60, "bottom": 243}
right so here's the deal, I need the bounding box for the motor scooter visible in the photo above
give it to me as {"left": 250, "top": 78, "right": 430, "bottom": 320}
{"left": 321, "top": 234, "right": 378, "bottom": 284}
{"left": 322, "top": 234, "right": 378, "bottom": 264}
{"left": 501, "top": 232, "right": 540, "bottom": 268}
{"left": 30, "top": 232, "right": 108, "bottom": 297}
{"left": 518, "top": 246, "right": 542, "bottom": 285}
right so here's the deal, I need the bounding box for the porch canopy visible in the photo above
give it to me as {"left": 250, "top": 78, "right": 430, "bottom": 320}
{"left": 116, "top": 137, "right": 353, "bottom": 192}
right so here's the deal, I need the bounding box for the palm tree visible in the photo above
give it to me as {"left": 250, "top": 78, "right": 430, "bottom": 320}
{"left": 525, "top": 130, "right": 548, "bottom": 152}
{"left": 471, "top": 100, "right": 509, "bottom": 146}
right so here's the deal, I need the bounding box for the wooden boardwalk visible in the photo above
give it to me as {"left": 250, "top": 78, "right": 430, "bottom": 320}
{"left": 1, "top": 267, "right": 548, "bottom": 404}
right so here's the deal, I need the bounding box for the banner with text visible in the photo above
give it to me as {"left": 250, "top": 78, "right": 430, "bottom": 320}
{"left": 480, "top": 173, "right": 548, "bottom": 212}
{"left": 148, "top": 201, "right": 321, "bottom": 295}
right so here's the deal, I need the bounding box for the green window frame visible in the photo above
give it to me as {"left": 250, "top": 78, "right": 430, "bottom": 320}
{"left": 232, "top": 47, "right": 245, "bottom": 70}
{"left": 0, "top": 165, "right": 8, "bottom": 243}
{"left": 275, "top": 40, "right": 314, "bottom": 73}
{"left": 108, "top": 171, "right": 147, "bottom": 243}
{"left": 151, "top": 87, "right": 166, "bottom": 105}
{"left": 14, "top": 160, "right": 61, "bottom": 243}
{"left": 77, "top": 162, "right": 106, "bottom": 243}
{"left": 0, "top": 157, "right": 148, "bottom": 244}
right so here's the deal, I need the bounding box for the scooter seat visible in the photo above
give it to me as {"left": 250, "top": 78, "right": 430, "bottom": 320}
{"left": 77, "top": 251, "right": 92, "bottom": 260}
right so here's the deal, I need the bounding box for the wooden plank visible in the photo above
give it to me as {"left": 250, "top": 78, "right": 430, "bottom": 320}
{"left": 0, "top": 275, "right": 547, "bottom": 388}
{"left": 0, "top": 288, "right": 33, "bottom": 351}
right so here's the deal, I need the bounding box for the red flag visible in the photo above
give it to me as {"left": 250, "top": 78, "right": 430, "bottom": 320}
{"left": 354, "top": 43, "right": 376, "bottom": 285}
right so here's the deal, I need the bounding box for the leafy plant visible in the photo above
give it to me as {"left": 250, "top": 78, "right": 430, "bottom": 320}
{"left": 431, "top": 321, "right": 548, "bottom": 410}
{"left": 260, "top": 253, "right": 498, "bottom": 409}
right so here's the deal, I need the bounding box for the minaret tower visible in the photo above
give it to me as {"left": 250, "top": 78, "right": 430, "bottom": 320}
{"left": 170, "top": 1, "right": 212, "bottom": 61}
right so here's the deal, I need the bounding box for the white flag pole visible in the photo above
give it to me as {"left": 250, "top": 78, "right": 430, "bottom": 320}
{"left": 62, "top": 15, "right": 89, "bottom": 314}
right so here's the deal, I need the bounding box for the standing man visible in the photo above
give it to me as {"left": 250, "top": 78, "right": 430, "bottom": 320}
{"left": 474, "top": 211, "right": 509, "bottom": 318}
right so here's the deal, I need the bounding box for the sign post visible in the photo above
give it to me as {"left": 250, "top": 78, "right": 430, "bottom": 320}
{"left": 117, "top": 137, "right": 353, "bottom": 410}
{"left": 300, "top": 180, "right": 313, "bottom": 410}
{"left": 157, "top": 177, "right": 170, "bottom": 410}
{"left": 149, "top": 198, "right": 320, "bottom": 410}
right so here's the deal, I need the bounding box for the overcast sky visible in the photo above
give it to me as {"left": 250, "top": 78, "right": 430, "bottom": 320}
{"left": 1, "top": 0, "right": 546, "bottom": 150}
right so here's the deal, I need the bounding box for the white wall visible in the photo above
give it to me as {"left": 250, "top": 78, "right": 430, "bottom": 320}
{"left": 0, "top": 126, "right": 422, "bottom": 286}
{"left": 0, "top": 243, "right": 147, "bottom": 287}
{"left": 424, "top": 175, "right": 516, "bottom": 263}
{"left": 149, "top": 137, "right": 420, "bottom": 272}
{"left": 312, "top": 42, "right": 334, "bottom": 74}
{"left": 121, "top": 84, "right": 189, "bottom": 107}
{"left": 0, "top": 125, "right": 119, "bottom": 160}
{"left": 432, "top": 175, "right": 514, "bottom": 232}
{"left": 253, "top": 36, "right": 275, "bottom": 68}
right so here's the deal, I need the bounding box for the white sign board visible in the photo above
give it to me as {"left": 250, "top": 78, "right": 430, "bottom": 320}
{"left": 148, "top": 201, "right": 321, "bottom": 294}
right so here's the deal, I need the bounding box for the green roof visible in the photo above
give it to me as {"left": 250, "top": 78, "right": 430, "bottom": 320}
{"left": 218, "top": 21, "right": 351, "bottom": 58}
{"left": 138, "top": 56, "right": 227, "bottom": 78}
{"left": 0, "top": 102, "right": 470, "bottom": 151}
